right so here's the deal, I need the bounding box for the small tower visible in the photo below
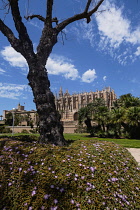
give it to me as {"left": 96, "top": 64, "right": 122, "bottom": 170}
{"left": 17, "top": 103, "right": 24, "bottom": 111}
{"left": 59, "top": 87, "right": 63, "bottom": 98}
{"left": 64, "top": 89, "right": 70, "bottom": 96}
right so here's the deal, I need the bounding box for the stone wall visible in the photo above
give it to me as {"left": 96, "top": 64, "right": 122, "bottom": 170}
{"left": 6, "top": 122, "right": 77, "bottom": 134}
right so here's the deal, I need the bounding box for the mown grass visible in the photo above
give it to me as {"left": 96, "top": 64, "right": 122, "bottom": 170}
{"left": 64, "top": 133, "right": 140, "bottom": 148}
{"left": 0, "top": 133, "right": 140, "bottom": 148}
{"left": 0, "top": 136, "right": 140, "bottom": 210}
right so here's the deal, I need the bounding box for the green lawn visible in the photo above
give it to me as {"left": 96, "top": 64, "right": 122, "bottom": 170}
{"left": 64, "top": 133, "right": 140, "bottom": 148}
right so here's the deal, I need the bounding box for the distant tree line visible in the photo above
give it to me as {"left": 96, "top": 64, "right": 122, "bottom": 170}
{"left": 78, "top": 94, "right": 140, "bottom": 139}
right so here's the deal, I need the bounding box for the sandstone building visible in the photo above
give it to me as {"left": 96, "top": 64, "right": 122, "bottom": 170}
{"left": 55, "top": 87, "right": 117, "bottom": 122}
{"left": 3, "top": 103, "right": 37, "bottom": 126}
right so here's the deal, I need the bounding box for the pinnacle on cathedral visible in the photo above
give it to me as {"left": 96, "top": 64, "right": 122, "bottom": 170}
{"left": 59, "top": 87, "right": 63, "bottom": 97}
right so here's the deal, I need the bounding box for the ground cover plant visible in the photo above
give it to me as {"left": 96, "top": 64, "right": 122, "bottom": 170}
{"left": 0, "top": 137, "right": 140, "bottom": 210}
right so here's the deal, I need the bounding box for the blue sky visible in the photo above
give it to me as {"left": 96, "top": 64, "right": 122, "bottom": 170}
{"left": 0, "top": 0, "right": 140, "bottom": 115}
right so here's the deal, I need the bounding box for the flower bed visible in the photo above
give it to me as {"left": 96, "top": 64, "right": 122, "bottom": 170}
{"left": 0, "top": 138, "right": 140, "bottom": 209}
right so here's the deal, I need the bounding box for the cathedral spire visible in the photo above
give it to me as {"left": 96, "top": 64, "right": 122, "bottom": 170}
{"left": 59, "top": 87, "right": 63, "bottom": 97}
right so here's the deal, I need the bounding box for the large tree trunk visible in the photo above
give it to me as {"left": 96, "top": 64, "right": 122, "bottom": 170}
{"left": 0, "top": 0, "right": 104, "bottom": 146}
{"left": 27, "top": 62, "right": 66, "bottom": 146}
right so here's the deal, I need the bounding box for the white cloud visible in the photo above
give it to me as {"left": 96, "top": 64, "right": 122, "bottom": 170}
{"left": 73, "top": 20, "right": 95, "bottom": 46}
{"left": 103, "top": 76, "right": 107, "bottom": 81}
{"left": 96, "top": 2, "right": 131, "bottom": 48}
{"left": 73, "top": 0, "right": 140, "bottom": 64}
{"left": 0, "top": 68, "right": 6, "bottom": 75}
{"left": 47, "top": 55, "right": 79, "bottom": 80}
{"left": 127, "top": 28, "right": 140, "bottom": 45}
{"left": 0, "top": 46, "right": 28, "bottom": 71}
{"left": 135, "top": 47, "right": 140, "bottom": 56}
{"left": 81, "top": 69, "right": 97, "bottom": 83}
{"left": 0, "top": 83, "right": 29, "bottom": 99}
{"left": 0, "top": 46, "right": 80, "bottom": 80}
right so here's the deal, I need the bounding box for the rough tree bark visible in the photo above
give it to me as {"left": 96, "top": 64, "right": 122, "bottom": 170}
{"left": 0, "top": 0, "right": 104, "bottom": 145}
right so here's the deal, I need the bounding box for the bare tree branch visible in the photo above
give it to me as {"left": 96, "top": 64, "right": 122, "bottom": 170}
{"left": 8, "top": 0, "right": 33, "bottom": 50}
{"left": 88, "top": 0, "right": 104, "bottom": 16}
{"left": 56, "top": 0, "right": 104, "bottom": 32}
{"left": 24, "top": 14, "right": 46, "bottom": 22}
{"left": 46, "top": 0, "right": 54, "bottom": 26}
{"left": 84, "top": 0, "right": 92, "bottom": 13}
{"left": 0, "top": 19, "right": 22, "bottom": 52}
{"left": 24, "top": 15, "right": 58, "bottom": 25}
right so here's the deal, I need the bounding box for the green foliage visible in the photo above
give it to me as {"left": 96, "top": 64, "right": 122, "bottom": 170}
{"left": 115, "top": 93, "right": 140, "bottom": 108}
{"left": 21, "top": 129, "right": 29, "bottom": 134}
{"left": 5, "top": 112, "right": 13, "bottom": 126}
{"left": 74, "top": 124, "right": 87, "bottom": 133}
{"left": 78, "top": 98, "right": 107, "bottom": 132}
{"left": 0, "top": 125, "right": 11, "bottom": 133}
{"left": 78, "top": 94, "right": 140, "bottom": 139}
{"left": 29, "top": 128, "right": 38, "bottom": 134}
{"left": 0, "top": 138, "right": 139, "bottom": 209}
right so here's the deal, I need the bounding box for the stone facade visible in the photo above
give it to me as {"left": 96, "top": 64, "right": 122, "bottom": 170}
{"left": 55, "top": 87, "right": 117, "bottom": 122}
{"left": 3, "top": 103, "right": 37, "bottom": 126}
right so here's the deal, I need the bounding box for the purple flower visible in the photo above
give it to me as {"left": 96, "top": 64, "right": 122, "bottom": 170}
{"left": 70, "top": 199, "right": 75, "bottom": 204}
{"left": 54, "top": 199, "right": 58, "bottom": 204}
{"left": 31, "top": 190, "right": 36, "bottom": 196}
{"left": 8, "top": 182, "right": 12, "bottom": 186}
{"left": 50, "top": 207, "right": 58, "bottom": 210}
{"left": 19, "top": 167, "right": 22, "bottom": 172}
{"left": 87, "top": 199, "right": 91, "bottom": 203}
{"left": 50, "top": 185, "right": 54, "bottom": 188}
{"left": 76, "top": 203, "right": 80, "bottom": 207}
{"left": 44, "top": 194, "right": 50, "bottom": 199}
{"left": 86, "top": 187, "right": 91, "bottom": 191}
{"left": 111, "top": 178, "right": 118, "bottom": 182}
{"left": 90, "top": 167, "right": 96, "bottom": 173}
{"left": 81, "top": 176, "right": 85, "bottom": 180}
{"left": 60, "top": 188, "right": 64, "bottom": 193}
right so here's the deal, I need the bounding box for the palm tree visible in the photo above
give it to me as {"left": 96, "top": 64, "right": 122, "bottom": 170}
{"left": 115, "top": 94, "right": 140, "bottom": 108}
{"left": 110, "top": 107, "right": 125, "bottom": 137}
{"left": 124, "top": 106, "right": 140, "bottom": 138}
{"left": 93, "top": 106, "right": 109, "bottom": 132}
{"left": 125, "top": 107, "right": 140, "bottom": 126}
{"left": 78, "top": 98, "right": 106, "bottom": 132}
{"left": 78, "top": 106, "right": 92, "bottom": 132}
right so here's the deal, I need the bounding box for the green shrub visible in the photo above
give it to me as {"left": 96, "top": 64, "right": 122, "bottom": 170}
{"left": 0, "top": 126, "right": 12, "bottom": 133}
{"left": 21, "top": 129, "right": 29, "bottom": 134}
{"left": 29, "top": 128, "right": 38, "bottom": 134}
{"left": 0, "top": 139, "right": 139, "bottom": 209}
{"left": 74, "top": 124, "right": 87, "bottom": 133}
